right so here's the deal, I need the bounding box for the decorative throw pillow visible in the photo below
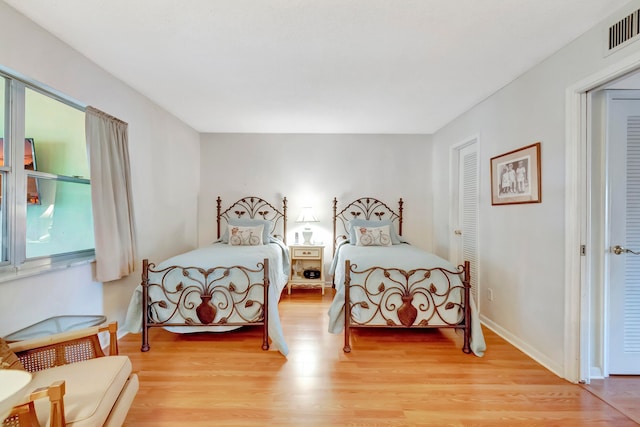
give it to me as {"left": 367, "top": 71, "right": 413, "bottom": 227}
{"left": 227, "top": 224, "right": 264, "bottom": 246}
{"left": 0, "top": 337, "right": 25, "bottom": 370}
{"left": 222, "top": 219, "right": 271, "bottom": 245}
{"left": 354, "top": 225, "right": 392, "bottom": 246}
{"left": 349, "top": 219, "right": 402, "bottom": 245}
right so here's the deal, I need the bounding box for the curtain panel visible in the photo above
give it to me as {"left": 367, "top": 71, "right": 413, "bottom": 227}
{"left": 85, "top": 106, "right": 137, "bottom": 282}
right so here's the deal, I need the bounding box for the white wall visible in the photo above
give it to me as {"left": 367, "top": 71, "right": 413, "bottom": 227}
{"left": 199, "top": 133, "right": 432, "bottom": 270}
{"left": 0, "top": 3, "right": 200, "bottom": 336}
{"left": 431, "top": 0, "right": 640, "bottom": 377}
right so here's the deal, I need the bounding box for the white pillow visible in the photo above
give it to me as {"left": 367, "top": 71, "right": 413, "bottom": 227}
{"left": 348, "top": 219, "right": 403, "bottom": 245}
{"left": 227, "top": 224, "right": 264, "bottom": 246}
{"left": 354, "top": 225, "right": 392, "bottom": 246}
{"left": 222, "top": 218, "right": 271, "bottom": 244}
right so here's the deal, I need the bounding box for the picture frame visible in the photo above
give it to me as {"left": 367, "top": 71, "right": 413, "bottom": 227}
{"left": 490, "top": 142, "right": 541, "bottom": 205}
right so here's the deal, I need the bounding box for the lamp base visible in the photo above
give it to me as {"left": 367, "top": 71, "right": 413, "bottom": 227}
{"left": 302, "top": 229, "right": 313, "bottom": 245}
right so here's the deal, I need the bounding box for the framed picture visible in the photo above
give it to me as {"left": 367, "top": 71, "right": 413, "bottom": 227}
{"left": 490, "top": 142, "right": 541, "bottom": 205}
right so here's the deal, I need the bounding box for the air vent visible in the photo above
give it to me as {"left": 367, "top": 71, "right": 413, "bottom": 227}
{"left": 609, "top": 9, "right": 640, "bottom": 52}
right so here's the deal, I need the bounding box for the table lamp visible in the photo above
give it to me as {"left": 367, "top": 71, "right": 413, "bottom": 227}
{"left": 296, "top": 207, "right": 319, "bottom": 244}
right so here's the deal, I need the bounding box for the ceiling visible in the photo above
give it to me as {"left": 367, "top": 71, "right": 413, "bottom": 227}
{"left": 4, "top": 0, "right": 631, "bottom": 134}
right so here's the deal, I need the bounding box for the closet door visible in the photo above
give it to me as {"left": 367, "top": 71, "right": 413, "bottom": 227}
{"left": 606, "top": 91, "right": 640, "bottom": 374}
{"left": 453, "top": 140, "right": 479, "bottom": 306}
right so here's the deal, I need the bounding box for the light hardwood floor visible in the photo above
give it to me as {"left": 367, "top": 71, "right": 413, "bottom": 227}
{"left": 119, "top": 289, "right": 638, "bottom": 426}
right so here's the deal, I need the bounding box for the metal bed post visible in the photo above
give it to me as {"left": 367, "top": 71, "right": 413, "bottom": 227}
{"left": 343, "top": 260, "right": 352, "bottom": 353}
{"left": 398, "top": 198, "right": 403, "bottom": 236}
{"left": 216, "top": 196, "right": 222, "bottom": 240}
{"left": 262, "top": 258, "right": 270, "bottom": 351}
{"left": 332, "top": 197, "right": 338, "bottom": 256}
{"left": 462, "top": 260, "right": 471, "bottom": 354}
{"left": 282, "top": 197, "right": 287, "bottom": 244}
{"left": 141, "top": 258, "right": 150, "bottom": 352}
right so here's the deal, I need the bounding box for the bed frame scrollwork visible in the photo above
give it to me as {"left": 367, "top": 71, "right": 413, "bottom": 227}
{"left": 332, "top": 196, "right": 402, "bottom": 254}
{"left": 333, "top": 196, "right": 472, "bottom": 354}
{"left": 217, "top": 196, "right": 287, "bottom": 243}
{"left": 343, "top": 260, "right": 471, "bottom": 354}
{"left": 141, "top": 259, "right": 270, "bottom": 352}
{"left": 140, "top": 195, "right": 287, "bottom": 352}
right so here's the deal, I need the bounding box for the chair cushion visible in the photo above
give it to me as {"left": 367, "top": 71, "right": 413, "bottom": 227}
{"left": 103, "top": 373, "right": 138, "bottom": 427}
{"left": 28, "top": 356, "right": 133, "bottom": 427}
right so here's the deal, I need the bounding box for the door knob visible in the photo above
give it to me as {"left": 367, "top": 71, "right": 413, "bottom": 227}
{"left": 612, "top": 245, "right": 640, "bottom": 255}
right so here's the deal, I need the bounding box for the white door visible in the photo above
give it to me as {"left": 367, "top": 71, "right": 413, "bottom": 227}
{"left": 606, "top": 90, "right": 640, "bottom": 375}
{"left": 453, "top": 140, "right": 479, "bottom": 307}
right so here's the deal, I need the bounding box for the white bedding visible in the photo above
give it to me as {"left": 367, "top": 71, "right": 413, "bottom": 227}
{"left": 328, "top": 242, "right": 486, "bottom": 356}
{"left": 124, "top": 238, "right": 290, "bottom": 356}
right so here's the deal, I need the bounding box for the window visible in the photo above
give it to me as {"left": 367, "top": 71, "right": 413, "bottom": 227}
{"left": 0, "top": 75, "right": 7, "bottom": 264}
{"left": 0, "top": 69, "right": 94, "bottom": 279}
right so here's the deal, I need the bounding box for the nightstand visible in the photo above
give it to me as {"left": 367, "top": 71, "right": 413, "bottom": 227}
{"left": 288, "top": 244, "right": 325, "bottom": 295}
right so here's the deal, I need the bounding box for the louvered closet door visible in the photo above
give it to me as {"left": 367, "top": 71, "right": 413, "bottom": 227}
{"left": 457, "top": 142, "right": 479, "bottom": 306}
{"left": 607, "top": 92, "right": 640, "bottom": 375}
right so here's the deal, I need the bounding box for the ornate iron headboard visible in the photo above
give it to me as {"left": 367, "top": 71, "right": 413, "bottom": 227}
{"left": 217, "top": 196, "right": 287, "bottom": 244}
{"left": 332, "top": 197, "right": 403, "bottom": 255}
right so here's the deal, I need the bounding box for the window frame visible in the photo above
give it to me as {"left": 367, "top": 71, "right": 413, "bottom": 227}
{"left": 0, "top": 68, "right": 95, "bottom": 282}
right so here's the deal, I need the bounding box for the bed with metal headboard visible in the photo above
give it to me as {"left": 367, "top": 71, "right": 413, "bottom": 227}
{"left": 125, "top": 196, "right": 290, "bottom": 356}
{"left": 328, "top": 196, "right": 484, "bottom": 356}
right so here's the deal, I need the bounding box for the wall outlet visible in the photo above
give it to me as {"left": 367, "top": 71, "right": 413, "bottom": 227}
{"left": 487, "top": 288, "right": 494, "bottom": 301}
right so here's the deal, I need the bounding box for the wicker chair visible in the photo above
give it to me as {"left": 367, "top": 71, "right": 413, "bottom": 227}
{"left": 2, "top": 322, "right": 138, "bottom": 427}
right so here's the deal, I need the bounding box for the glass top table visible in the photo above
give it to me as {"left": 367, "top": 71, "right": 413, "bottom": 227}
{"left": 3, "top": 315, "right": 107, "bottom": 342}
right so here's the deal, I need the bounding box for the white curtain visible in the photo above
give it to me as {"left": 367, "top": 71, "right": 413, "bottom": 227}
{"left": 85, "top": 106, "right": 137, "bottom": 282}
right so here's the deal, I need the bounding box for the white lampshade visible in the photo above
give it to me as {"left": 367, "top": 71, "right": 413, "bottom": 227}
{"left": 296, "top": 207, "right": 319, "bottom": 244}
{"left": 296, "top": 207, "right": 319, "bottom": 223}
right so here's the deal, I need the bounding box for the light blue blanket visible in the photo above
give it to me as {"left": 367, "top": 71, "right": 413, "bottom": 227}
{"left": 328, "top": 242, "right": 486, "bottom": 356}
{"left": 124, "top": 238, "right": 290, "bottom": 356}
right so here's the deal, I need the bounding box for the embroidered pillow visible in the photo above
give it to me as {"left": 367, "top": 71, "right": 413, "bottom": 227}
{"left": 0, "top": 337, "right": 25, "bottom": 370}
{"left": 227, "top": 224, "right": 264, "bottom": 246}
{"left": 221, "top": 219, "right": 271, "bottom": 245}
{"left": 354, "top": 225, "right": 392, "bottom": 246}
{"left": 349, "top": 219, "right": 402, "bottom": 245}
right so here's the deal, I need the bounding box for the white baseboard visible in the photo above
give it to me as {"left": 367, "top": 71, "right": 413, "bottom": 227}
{"left": 589, "top": 366, "right": 604, "bottom": 379}
{"left": 480, "top": 315, "right": 564, "bottom": 378}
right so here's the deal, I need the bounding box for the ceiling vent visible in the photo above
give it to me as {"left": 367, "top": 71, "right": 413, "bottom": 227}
{"left": 608, "top": 9, "right": 640, "bottom": 54}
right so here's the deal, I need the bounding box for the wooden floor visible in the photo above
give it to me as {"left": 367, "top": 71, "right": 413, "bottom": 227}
{"left": 582, "top": 376, "right": 640, "bottom": 424}
{"left": 119, "top": 289, "right": 638, "bottom": 426}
